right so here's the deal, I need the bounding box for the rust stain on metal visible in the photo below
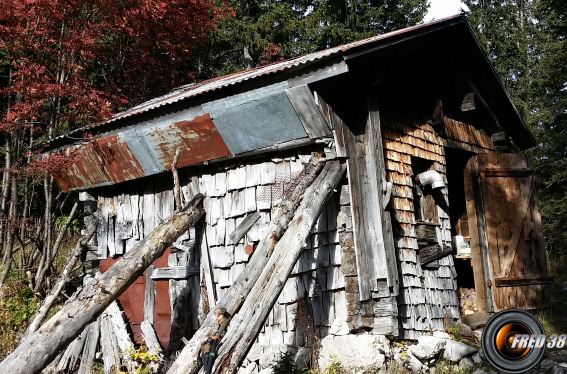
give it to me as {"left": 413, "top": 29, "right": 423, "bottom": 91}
{"left": 96, "top": 135, "right": 146, "bottom": 184}
{"left": 52, "top": 135, "right": 146, "bottom": 190}
{"left": 147, "top": 113, "right": 231, "bottom": 170}
{"left": 53, "top": 144, "right": 112, "bottom": 191}
{"left": 52, "top": 113, "right": 230, "bottom": 191}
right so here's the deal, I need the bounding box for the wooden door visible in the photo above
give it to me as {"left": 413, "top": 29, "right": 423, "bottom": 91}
{"left": 465, "top": 152, "right": 550, "bottom": 312}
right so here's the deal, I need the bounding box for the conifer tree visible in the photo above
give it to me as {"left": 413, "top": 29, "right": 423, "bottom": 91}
{"left": 191, "top": 0, "right": 429, "bottom": 79}
{"left": 464, "top": 0, "right": 567, "bottom": 252}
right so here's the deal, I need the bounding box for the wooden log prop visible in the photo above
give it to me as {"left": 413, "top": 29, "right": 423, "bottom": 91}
{"left": 0, "top": 194, "right": 204, "bottom": 374}
{"left": 166, "top": 156, "right": 327, "bottom": 374}
{"left": 213, "top": 160, "right": 346, "bottom": 374}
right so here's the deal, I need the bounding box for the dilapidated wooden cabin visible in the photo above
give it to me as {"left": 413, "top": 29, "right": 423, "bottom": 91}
{"left": 44, "top": 14, "right": 550, "bottom": 371}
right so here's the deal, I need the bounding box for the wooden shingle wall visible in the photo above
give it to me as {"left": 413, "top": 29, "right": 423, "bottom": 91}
{"left": 95, "top": 146, "right": 351, "bottom": 348}
{"left": 381, "top": 113, "right": 493, "bottom": 339}
{"left": 316, "top": 93, "right": 400, "bottom": 337}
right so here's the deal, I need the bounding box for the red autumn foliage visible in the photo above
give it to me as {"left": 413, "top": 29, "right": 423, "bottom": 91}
{"left": 27, "top": 150, "right": 80, "bottom": 175}
{"left": 0, "top": 0, "right": 231, "bottom": 172}
{"left": 260, "top": 43, "right": 284, "bottom": 66}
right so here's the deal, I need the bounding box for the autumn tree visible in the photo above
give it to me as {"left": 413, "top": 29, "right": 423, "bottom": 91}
{"left": 0, "top": 0, "right": 228, "bottom": 294}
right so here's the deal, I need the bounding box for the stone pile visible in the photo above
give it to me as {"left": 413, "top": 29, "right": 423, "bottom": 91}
{"left": 393, "top": 331, "right": 480, "bottom": 372}
{"left": 236, "top": 329, "right": 567, "bottom": 374}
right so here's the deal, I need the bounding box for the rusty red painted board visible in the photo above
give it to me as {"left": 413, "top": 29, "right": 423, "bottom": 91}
{"left": 100, "top": 248, "right": 171, "bottom": 348}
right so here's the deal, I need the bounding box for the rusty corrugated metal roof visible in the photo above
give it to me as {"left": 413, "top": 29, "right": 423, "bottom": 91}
{"left": 50, "top": 81, "right": 316, "bottom": 191}
{"left": 51, "top": 112, "right": 232, "bottom": 191}
{"left": 48, "top": 16, "right": 465, "bottom": 146}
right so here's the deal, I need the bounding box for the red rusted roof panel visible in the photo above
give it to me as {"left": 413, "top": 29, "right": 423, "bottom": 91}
{"left": 144, "top": 113, "right": 231, "bottom": 170}
{"left": 52, "top": 113, "right": 231, "bottom": 191}
{"left": 53, "top": 136, "right": 146, "bottom": 191}
{"left": 98, "top": 135, "right": 147, "bottom": 185}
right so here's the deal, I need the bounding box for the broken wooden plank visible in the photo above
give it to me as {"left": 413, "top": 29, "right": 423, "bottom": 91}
{"left": 100, "top": 311, "right": 120, "bottom": 374}
{"left": 141, "top": 320, "right": 164, "bottom": 372}
{"left": 229, "top": 212, "right": 261, "bottom": 244}
{"left": 418, "top": 245, "right": 452, "bottom": 265}
{"left": 151, "top": 265, "right": 200, "bottom": 280}
{"left": 77, "top": 319, "right": 100, "bottom": 374}
{"left": 105, "top": 301, "right": 137, "bottom": 373}
{"left": 56, "top": 328, "right": 87, "bottom": 372}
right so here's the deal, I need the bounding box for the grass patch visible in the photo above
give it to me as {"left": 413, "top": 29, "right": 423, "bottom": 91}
{"left": 0, "top": 270, "right": 40, "bottom": 357}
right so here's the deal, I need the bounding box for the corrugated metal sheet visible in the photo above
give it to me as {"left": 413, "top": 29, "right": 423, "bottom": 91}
{"left": 53, "top": 112, "right": 231, "bottom": 191}
{"left": 51, "top": 82, "right": 318, "bottom": 191}
{"left": 48, "top": 16, "right": 463, "bottom": 146}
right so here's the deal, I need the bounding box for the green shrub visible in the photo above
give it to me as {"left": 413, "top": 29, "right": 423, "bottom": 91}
{"left": 0, "top": 270, "right": 40, "bottom": 355}
{"left": 272, "top": 352, "right": 304, "bottom": 374}
{"left": 55, "top": 214, "right": 81, "bottom": 234}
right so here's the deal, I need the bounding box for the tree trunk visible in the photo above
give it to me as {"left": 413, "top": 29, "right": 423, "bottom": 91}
{"left": 214, "top": 160, "right": 345, "bottom": 374}
{"left": 0, "top": 163, "right": 19, "bottom": 289}
{"left": 33, "top": 200, "right": 78, "bottom": 292}
{"left": 166, "top": 156, "right": 330, "bottom": 374}
{"left": 18, "top": 130, "right": 34, "bottom": 270}
{"left": 0, "top": 193, "right": 204, "bottom": 374}
{"left": 24, "top": 210, "right": 97, "bottom": 337}
{"left": 0, "top": 92, "right": 13, "bottom": 254}
{"left": 34, "top": 173, "right": 54, "bottom": 291}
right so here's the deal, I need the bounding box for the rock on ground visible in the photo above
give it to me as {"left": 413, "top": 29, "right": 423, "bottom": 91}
{"left": 442, "top": 340, "right": 477, "bottom": 363}
{"left": 409, "top": 336, "right": 447, "bottom": 361}
{"left": 318, "top": 334, "right": 388, "bottom": 371}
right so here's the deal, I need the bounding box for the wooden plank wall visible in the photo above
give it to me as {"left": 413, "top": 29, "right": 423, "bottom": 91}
{"left": 381, "top": 113, "right": 493, "bottom": 339}
{"left": 316, "top": 93, "right": 399, "bottom": 337}
{"left": 95, "top": 145, "right": 352, "bottom": 349}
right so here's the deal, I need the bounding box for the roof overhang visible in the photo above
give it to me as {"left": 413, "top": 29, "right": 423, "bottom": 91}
{"left": 45, "top": 15, "right": 535, "bottom": 192}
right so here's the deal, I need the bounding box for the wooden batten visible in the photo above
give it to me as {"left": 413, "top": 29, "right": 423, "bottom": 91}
{"left": 151, "top": 265, "right": 200, "bottom": 280}
{"left": 144, "top": 265, "right": 155, "bottom": 323}
{"left": 323, "top": 95, "right": 389, "bottom": 301}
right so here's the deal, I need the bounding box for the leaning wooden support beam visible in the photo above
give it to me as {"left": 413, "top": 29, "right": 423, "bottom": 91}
{"left": 214, "top": 160, "right": 346, "bottom": 374}
{"left": 0, "top": 194, "right": 204, "bottom": 374}
{"left": 166, "top": 156, "right": 326, "bottom": 374}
